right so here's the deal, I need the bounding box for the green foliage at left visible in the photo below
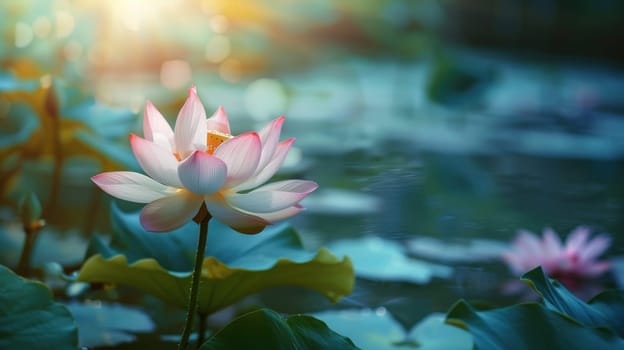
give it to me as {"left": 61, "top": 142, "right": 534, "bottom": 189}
{"left": 0, "top": 265, "right": 78, "bottom": 349}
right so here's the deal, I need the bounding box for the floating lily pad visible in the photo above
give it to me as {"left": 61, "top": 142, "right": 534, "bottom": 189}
{"left": 313, "top": 309, "right": 403, "bottom": 350}
{"left": 407, "top": 236, "right": 508, "bottom": 263}
{"left": 0, "top": 264, "right": 78, "bottom": 349}
{"left": 327, "top": 236, "right": 452, "bottom": 283}
{"left": 77, "top": 205, "right": 354, "bottom": 314}
{"left": 0, "top": 222, "right": 88, "bottom": 268}
{"left": 65, "top": 301, "right": 155, "bottom": 348}
{"left": 522, "top": 266, "right": 624, "bottom": 336}
{"left": 34, "top": 230, "right": 89, "bottom": 267}
{"left": 200, "top": 308, "right": 359, "bottom": 350}
{"left": 302, "top": 189, "right": 380, "bottom": 215}
{"left": 446, "top": 301, "right": 624, "bottom": 350}
{"left": 313, "top": 309, "right": 472, "bottom": 350}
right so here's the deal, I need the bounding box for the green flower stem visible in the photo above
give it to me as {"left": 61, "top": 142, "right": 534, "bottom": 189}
{"left": 198, "top": 312, "right": 208, "bottom": 346}
{"left": 44, "top": 83, "right": 63, "bottom": 217}
{"left": 16, "top": 222, "right": 43, "bottom": 276}
{"left": 178, "top": 211, "right": 211, "bottom": 350}
{"left": 82, "top": 189, "right": 101, "bottom": 236}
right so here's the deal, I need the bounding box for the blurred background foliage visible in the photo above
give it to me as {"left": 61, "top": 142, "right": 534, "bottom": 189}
{"left": 1, "top": 0, "right": 624, "bottom": 347}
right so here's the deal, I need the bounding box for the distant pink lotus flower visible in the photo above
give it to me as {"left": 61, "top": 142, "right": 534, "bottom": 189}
{"left": 92, "top": 86, "right": 317, "bottom": 234}
{"left": 502, "top": 226, "right": 611, "bottom": 280}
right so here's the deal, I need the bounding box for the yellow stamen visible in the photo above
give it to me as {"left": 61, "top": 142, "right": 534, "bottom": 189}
{"left": 206, "top": 130, "right": 231, "bottom": 154}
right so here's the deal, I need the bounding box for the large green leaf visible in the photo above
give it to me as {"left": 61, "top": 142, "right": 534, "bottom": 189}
{"left": 200, "top": 308, "right": 359, "bottom": 350}
{"left": 446, "top": 300, "right": 624, "bottom": 350}
{"left": 522, "top": 266, "right": 623, "bottom": 335}
{"left": 588, "top": 290, "right": 624, "bottom": 338}
{"left": 0, "top": 265, "right": 78, "bottom": 349}
{"left": 77, "top": 205, "right": 354, "bottom": 314}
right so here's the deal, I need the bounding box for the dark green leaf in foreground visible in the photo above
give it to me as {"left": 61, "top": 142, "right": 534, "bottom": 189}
{"left": 200, "top": 308, "right": 359, "bottom": 350}
{"left": 522, "top": 266, "right": 624, "bottom": 336}
{"left": 0, "top": 265, "right": 78, "bottom": 350}
{"left": 588, "top": 290, "right": 624, "bottom": 338}
{"left": 77, "top": 205, "right": 354, "bottom": 314}
{"left": 446, "top": 300, "right": 624, "bottom": 350}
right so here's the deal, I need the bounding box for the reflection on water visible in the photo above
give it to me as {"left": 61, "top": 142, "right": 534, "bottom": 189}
{"left": 297, "top": 143, "right": 623, "bottom": 247}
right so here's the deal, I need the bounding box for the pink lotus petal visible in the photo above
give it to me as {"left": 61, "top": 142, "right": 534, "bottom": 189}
{"left": 577, "top": 261, "right": 612, "bottom": 278}
{"left": 204, "top": 202, "right": 269, "bottom": 234}
{"left": 130, "top": 134, "right": 182, "bottom": 188}
{"left": 514, "top": 230, "right": 542, "bottom": 250}
{"left": 513, "top": 230, "right": 544, "bottom": 264}
{"left": 564, "top": 226, "right": 590, "bottom": 253}
{"left": 542, "top": 228, "right": 563, "bottom": 257}
{"left": 502, "top": 225, "right": 612, "bottom": 280}
{"left": 92, "top": 171, "right": 174, "bottom": 203}
{"left": 579, "top": 234, "right": 611, "bottom": 262}
{"left": 232, "top": 138, "right": 294, "bottom": 192}
{"left": 249, "top": 179, "right": 318, "bottom": 193}
{"left": 254, "top": 205, "right": 304, "bottom": 223}
{"left": 140, "top": 191, "right": 203, "bottom": 232}
{"left": 256, "top": 116, "right": 285, "bottom": 172}
{"left": 214, "top": 132, "right": 261, "bottom": 188}
{"left": 178, "top": 151, "right": 227, "bottom": 195}
{"left": 227, "top": 180, "right": 316, "bottom": 213}
{"left": 174, "top": 87, "right": 207, "bottom": 159}
{"left": 143, "top": 101, "right": 174, "bottom": 151}
{"left": 501, "top": 252, "right": 526, "bottom": 275}
{"left": 207, "top": 106, "right": 231, "bottom": 135}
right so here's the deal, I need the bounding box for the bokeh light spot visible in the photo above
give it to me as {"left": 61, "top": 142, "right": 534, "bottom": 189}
{"left": 54, "top": 11, "right": 75, "bottom": 38}
{"left": 33, "top": 17, "right": 52, "bottom": 38}
{"left": 40, "top": 75, "right": 52, "bottom": 89}
{"left": 209, "top": 15, "right": 229, "bottom": 34}
{"left": 15, "top": 22, "right": 33, "bottom": 48}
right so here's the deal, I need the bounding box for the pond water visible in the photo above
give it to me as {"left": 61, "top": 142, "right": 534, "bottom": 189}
{"left": 250, "top": 53, "right": 624, "bottom": 332}
{"left": 2, "top": 47, "right": 624, "bottom": 347}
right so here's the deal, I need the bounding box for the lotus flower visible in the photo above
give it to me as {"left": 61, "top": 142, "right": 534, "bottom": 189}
{"left": 92, "top": 86, "right": 317, "bottom": 234}
{"left": 502, "top": 226, "right": 611, "bottom": 280}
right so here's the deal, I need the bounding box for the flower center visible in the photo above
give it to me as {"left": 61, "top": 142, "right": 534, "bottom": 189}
{"left": 206, "top": 130, "right": 231, "bottom": 154}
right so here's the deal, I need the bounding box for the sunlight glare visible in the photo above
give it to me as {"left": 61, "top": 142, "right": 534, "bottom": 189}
{"left": 109, "top": 0, "right": 170, "bottom": 32}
